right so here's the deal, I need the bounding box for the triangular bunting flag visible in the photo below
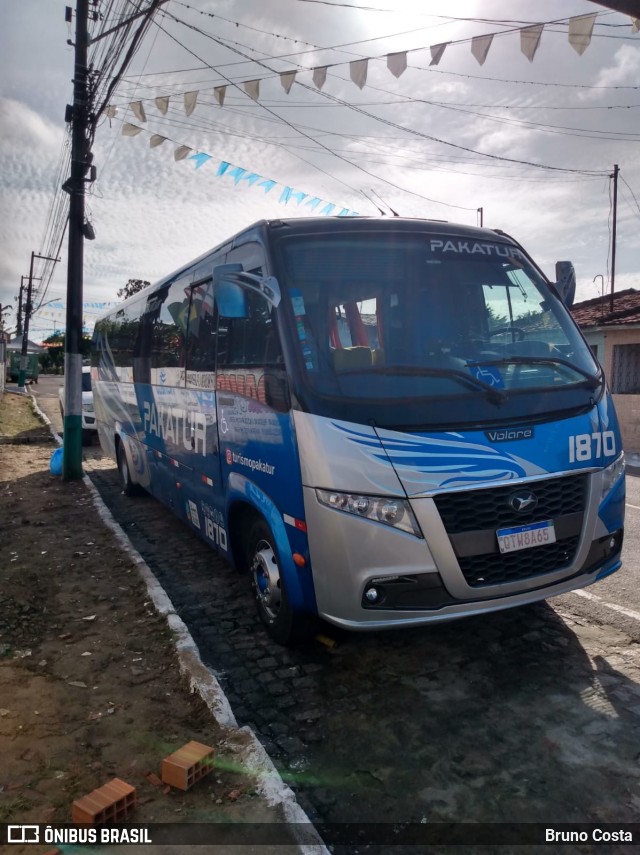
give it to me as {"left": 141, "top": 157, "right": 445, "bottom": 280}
{"left": 568, "top": 13, "right": 597, "bottom": 55}
{"left": 291, "top": 191, "right": 308, "bottom": 205}
{"left": 239, "top": 173, "right": 261, "bottom": 186}
{"left": 174, "top": 145, "right": 192, "bottom": 161}
{"left": 350, "top": 58, "right": 368, "bottom": 89}
{"left": 244, "top": 79, "right": 260, "bottom": 100}
{"left": 130, "top": 101, "right": 146, "bottom": 122}
{"left": 217, "top": 161, "right": 230, "bottom": 176}
{"left": 280, "top": 71, "right": 296, "bottom": 94}
{"left": 229, "top": 166, "right": 247, "bottom": 185}
{"left": 429, "top": 43, "right": 447, "bottom": 66}
{"left": 387, "top": 52, "right": 407, "bottom": 78}
{"left": 122, "top": 123, "right": 143, "bottom": 136}
{"left": 320, "top": 203, "right": 336, "bottom": 216}
{"left": 155, "top": 95, "right": 169, "bottom": 115}
{"left": 150, "top": 134, "right": 166, "bottom": 148}
{"left": 279, "top": 186, "right": 293, "bottom": 204}
{"left": 520, "top": 24, "right": 543, "bottom": 62}
{"left": 214, "top": 86, "right": 226, "bottom": 106}
{"left": 184, "top": 91, "right": 198, "bottom": 116}
{"left": 106, "top": 105, "right": 117, "bottom": 119}
{"left": 305, "top": 197, "right": 322, "bottom": 211}
{"left": 258, "top": 179, "right": 277, "bottom": 193}
{"left": 633, "top": 18, "right": 639, "bottom": 32}
{"left": 189, "top": 152, "right": 212, "bottom": 169}
{"left": 471, "top": 34, "right": 494, "bottom": 66}
{"left": 313, "top": 66, "right": 328, "bottom": 90}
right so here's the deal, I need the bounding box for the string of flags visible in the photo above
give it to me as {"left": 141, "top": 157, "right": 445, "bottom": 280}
{"left": 117, "top": 123, "right": 360, "bottom": 217}
{"left": 106, "top": 11, "right": 638, "bottom": 126}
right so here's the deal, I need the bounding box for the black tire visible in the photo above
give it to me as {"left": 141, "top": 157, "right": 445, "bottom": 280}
{"left": 246, "top": 517, "right": 314, "bottom": 646}
{"left": 117, "top": 442, "right": 140, "bottom": 497}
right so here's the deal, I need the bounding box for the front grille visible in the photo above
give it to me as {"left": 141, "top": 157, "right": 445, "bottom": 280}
{"left": 434, "top": 474, "right": 587, "bottom": 534}
{"left": 434, "top": 474, "right": 588, "bottom": 588}
{"left": 458, "top": 536, "right": 580, "bottom": 587}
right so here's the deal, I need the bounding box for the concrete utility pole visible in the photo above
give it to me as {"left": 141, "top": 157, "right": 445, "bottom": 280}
{"left": 17, "top": 254, "right": 54, "bottom": 391}
{"left": 16, "top": 276, "right": 26, "bottom": 336}
{"left": 63, "top": 0, "right": 90, "bottom": 480}
{"left": 610, "top": 163, "right": 619, "bottom": 314}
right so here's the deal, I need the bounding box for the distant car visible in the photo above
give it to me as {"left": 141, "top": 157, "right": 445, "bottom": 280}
{"left": 59, "top": 365, "right": 96, "bottom": 445}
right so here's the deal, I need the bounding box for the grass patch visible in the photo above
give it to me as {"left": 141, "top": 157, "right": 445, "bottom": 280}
{"left": 0, "top": 393, "right": 48, "bottom": 440}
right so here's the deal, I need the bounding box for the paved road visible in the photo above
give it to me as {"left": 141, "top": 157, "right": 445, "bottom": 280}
{"left": 34, "top": 376, "right": 640, "bottom": 848}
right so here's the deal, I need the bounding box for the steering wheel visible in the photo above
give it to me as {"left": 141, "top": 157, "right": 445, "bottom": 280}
{"left": 489, "top": 325, "right": 526, "bottom": 342}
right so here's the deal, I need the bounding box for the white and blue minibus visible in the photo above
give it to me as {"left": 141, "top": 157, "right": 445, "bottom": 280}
{"left": 92, "top": 217, "right": 625, "bottom": 644}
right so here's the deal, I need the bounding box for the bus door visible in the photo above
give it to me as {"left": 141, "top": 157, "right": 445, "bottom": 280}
{"left": 182, "top": 276, "right": 227, "bottom": 552}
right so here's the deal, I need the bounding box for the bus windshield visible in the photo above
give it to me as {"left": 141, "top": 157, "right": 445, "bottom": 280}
{"left": 275, "top": 229, "right": 601, "bottom": 429}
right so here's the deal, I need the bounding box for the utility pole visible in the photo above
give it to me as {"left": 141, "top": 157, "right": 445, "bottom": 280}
{"left": 610, "top": 163, "right": 619, "bottom": 314}
{"left": 16, "top": 276, "right": 26, "bottom": 336}
{"left": 477, "top": 207, "right": 484, "bottom": 228}
{"left": 17, "top": 254, "right": 54, "bottom": 391}
{"left": 63, "top": 0, "right": 90, "bottom": 480}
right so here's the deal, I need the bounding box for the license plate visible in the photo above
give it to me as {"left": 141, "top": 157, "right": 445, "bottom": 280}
{"left": 496, "top": 520, "right": 556, "bottom": 554}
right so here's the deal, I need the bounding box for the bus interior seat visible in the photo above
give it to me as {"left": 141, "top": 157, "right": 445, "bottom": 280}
{"left": 332, "top": 346, "right": 373, "bottom": 372}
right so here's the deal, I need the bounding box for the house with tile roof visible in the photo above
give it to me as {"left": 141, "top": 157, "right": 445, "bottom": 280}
{"left": 570, "top": 288, "right": 640, "bottom": 449}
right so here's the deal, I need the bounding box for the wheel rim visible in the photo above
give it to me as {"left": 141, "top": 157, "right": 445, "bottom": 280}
{"left": 251, "top": 538, "right": 281, "bottom": 620}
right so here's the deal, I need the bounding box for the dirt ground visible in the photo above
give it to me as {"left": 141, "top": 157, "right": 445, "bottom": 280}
{"left": 0, "top": 392, "right": 295, "bottom": 852}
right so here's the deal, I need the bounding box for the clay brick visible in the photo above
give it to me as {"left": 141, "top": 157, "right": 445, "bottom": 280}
{"left": 71, "top": 778, "right": 137, "bottom": 825}
{"left": 161, "top": 741, "right": 214, "bottom": 791}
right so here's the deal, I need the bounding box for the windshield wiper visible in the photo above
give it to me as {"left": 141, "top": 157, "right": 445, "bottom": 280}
{"left": 466, "top": 356, "right": 601, "bottom": 389}
{"left": 348, "top": 365, "right": 508, "bottom": 405}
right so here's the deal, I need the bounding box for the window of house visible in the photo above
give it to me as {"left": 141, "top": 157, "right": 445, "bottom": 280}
{"left": 611, "top": 343, "right": 640, "bottom": 393}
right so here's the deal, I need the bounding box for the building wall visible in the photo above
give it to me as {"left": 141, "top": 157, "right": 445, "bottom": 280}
{"left": 603, "top": 327, "right": 640, "bottom": 451}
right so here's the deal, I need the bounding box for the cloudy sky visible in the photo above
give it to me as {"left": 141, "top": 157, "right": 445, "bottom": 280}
{"left": 1, "top": 0, "right": 639, "bottom": 341}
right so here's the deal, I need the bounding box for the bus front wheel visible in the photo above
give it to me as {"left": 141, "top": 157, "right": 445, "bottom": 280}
{"left": 247, "top": 518, "right": 311, "bottom": 646}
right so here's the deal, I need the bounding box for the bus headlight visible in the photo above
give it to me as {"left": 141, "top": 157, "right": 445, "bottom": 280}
{"left": 316, "top": 489, "right": 422, "bottom": 537}
{"left": 602, "top": 452, "right": 625, "bottom": 501}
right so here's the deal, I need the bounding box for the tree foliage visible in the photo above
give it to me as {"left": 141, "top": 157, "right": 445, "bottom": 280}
{"left": 117, "top": 279, "right": 150, "bottom": 300}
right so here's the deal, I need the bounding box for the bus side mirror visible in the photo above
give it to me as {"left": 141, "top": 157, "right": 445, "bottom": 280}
{"left": 555, "top": 261, "right": 576, "bottom": 307}
{"left": 214, "top": 265, "right": 248, "bottom": 318}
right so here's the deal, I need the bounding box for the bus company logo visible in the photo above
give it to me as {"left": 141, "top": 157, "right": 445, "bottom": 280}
{"left": 226, "top": 448, "right": 232, "bottom": 465}
{"left": 485, "top": 427, "right": 534, "bottom": 443}
{"left": 8, "top": 825, "right": 39, "bottom": 844}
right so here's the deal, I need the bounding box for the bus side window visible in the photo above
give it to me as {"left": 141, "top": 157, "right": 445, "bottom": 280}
{"left": 186, "top": 280, "right": 217, "bottom": 373}
{"left": 152, "top": 276, "right": 190, "bottom": 370}
{"left": 217, "top": 289, "right": 282, "bottom": 368}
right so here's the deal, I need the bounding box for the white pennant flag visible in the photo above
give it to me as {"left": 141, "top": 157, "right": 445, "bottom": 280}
{"left": 184, "top": 91, "right": 198, "bottom": 116}
{"left": 130, "top": 101, "right": 146, "bottom": 122}
{"left": 155, "top": 95, "right": 169, "bottom": 115}
{"left": 429, "top": 43, "right": 447, "bottom": 66}
{"left": 313, "top": 66, "right": 328, "bottom": 90}
{"left": 174, "top": 145, "right": 192, "bottom": 161}
{"left": 244, "top": 79, "right": 260, "bottom": 100}
{"left": 106, "top": 105, "right": 117, "bottom": 119}
{"left": 122, "top": 123, "right": 142, "bottom": 136}
{"left": 471, "top": 34, "right": 493, "bottom": 66}
{"left": 214, "top": 86, "right": 226, "bottom": 106}
{"left": 633, "top": 18, "right": 639, "bottom": 32}
{"left": 520, "top": 24, "right": 543, "bottom": 62}
{"left": 387, "top": 52, "right": 407, "bottom": 78}
{"left": 280, "top": 71, "right": 296, "bottom": 94}
{"left": 568, "top": 13, "right": 597, "bottom": 55}
{"left": 350, "top": 58, "right": 368, "bottom": 89}
{"left": 150, "top": 135, "right": 166, "bottom": 148}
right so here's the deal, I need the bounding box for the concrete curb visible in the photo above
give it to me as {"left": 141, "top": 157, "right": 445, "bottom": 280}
{"left": 29, "top": 390, "right": 329, "bottom": 855}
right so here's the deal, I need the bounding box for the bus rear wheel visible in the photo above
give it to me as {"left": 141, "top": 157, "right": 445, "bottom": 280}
{"left": 247, "top": 518, "right": 312, "bottom": 646}
{"left": 117, "top": 442, "right": 140, "bottom": 497}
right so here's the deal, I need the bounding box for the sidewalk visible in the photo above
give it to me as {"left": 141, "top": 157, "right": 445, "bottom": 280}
{"left": 0, "top": 390, "right": 325, "bottom": 854}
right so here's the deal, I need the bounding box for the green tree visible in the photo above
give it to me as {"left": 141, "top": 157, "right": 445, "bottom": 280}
{"left": 117, "top": 278, "right": 150, "bottom": 300}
